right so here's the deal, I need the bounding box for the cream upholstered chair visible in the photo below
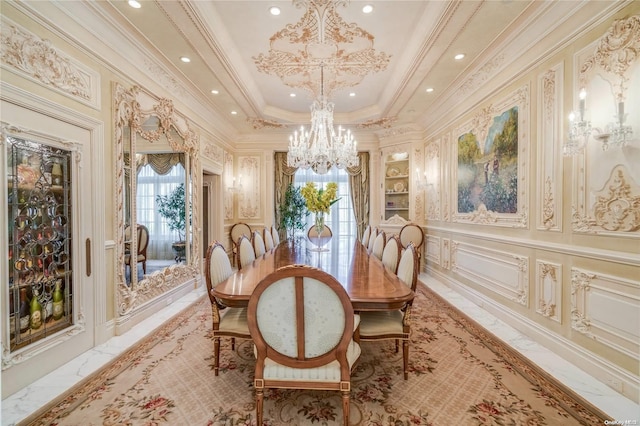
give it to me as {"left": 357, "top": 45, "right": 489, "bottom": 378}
{"left": 367, "top": 227, "right": 378, "bottom": 253}
{"left": 270, "top": 224, "right": 280, "bottom": 245}
{"left": 358, "top": 243, "right": 418, "bottom": 380}
{"left": 263, "top": 227, "right": 275, "bottom": 251}
{"left": 248, "top": 265, "right": 361, "bottom": 426}
{"left": 399, "top": 223, "right": 424, "bottom": 258}
{"left": 253, "top": 230, "right": 266, "bottom": 257}
{"left": 371, "top": 230, "right": 386, "bottom": 260}
{"left": 124, "top": 224, "right": 149, "bottom": 275}
{"left": 381, "top": 235, "right": 402, "bottom": 274}
{"left": 204, "top": 241, "right": 250, "bottom": 376}
{"left": 237, "top": 235, "right": 256, "bottom": 270}
{"left": 361, "top": 225, "right": 371, "bottom": 247}
{"left": 230, "top": 222, "right": 251, "bottom": 267}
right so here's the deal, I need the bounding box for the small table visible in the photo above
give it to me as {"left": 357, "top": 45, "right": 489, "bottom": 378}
{"left": 213, "top": 237, "right": 414, "bottom": 311}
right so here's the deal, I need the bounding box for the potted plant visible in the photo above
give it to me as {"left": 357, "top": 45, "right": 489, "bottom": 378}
{"left": 279, "top": 183, "right": 309, "bottom": 241}
{"left": 156, "top": 183, "right": 188, "bottom": 260}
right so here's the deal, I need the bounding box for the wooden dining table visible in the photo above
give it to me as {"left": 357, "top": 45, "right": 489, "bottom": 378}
{"left": 212, "top": 236, "right": 414, "bottom": 311}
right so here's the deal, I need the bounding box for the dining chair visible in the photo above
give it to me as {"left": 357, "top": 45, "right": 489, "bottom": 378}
{"left": 253, "top": 230, "right": 266, "bottom": 257}
{"left": 367, "top": 227, "right": 378, "bottom": 253}
{"left": 124, "top": 224, "right": 149, "bottom": 275}
{"left": 263, "top": 227, "right": 275, "bottom": 251}
{"left": 204, "top": 241, "right": 251, "bottom": 376}
{"left": 270, "top": 224, "right": 280, "bottom": 245}
{"left": 381, "top": 234, "right": 402, "bottom": 274}
{"left": 247, "top": 265, "right": 361, "bottom": 426}
{"left": 371, "top": 230, "right": 386, "bottom": 260}
{"left": 399, "top": 223, "right": 424, "bottom": 258}
{"left": 361, "top": 224, "right": 371, "bottom": 247}
{"left": 230, "top": 222, "right": 252, "bottom": 267}
{"left": 237, "top": 234, "right": 256, "bottom": 270}
{"left": 358, "top": 242, "right": 418, "bottom": 380}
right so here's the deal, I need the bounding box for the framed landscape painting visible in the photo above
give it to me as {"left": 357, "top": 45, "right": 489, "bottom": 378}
{"left": 453, "top": 85, "right": 529, "bottom": 227}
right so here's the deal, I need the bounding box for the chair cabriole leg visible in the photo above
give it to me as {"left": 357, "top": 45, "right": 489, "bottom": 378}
{"left": 403, "top": 339, "right": 409, "bottom": 380}
{"left": 213, "top": 336, "right": 220, "bottom": 376}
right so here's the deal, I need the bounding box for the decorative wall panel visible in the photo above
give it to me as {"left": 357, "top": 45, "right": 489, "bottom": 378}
{"left": 441, "top": 238, "right": 450, "bottom": 270}
{"left": 451, "top": 240, "right": 529, "bottom": 306}
{"left": 535, "top": 260, "right": 562, "bottom": 323}
{"left": 452, "top": 86, "right": 529, "bottom": 228}
{"left": 0, "top": 18, "right": 100, "bottom": 109}
{"left": 571, "top": 268, "right": 639, "bottom": 360}
{"left": 536, "top": 64, "right": 563, "bottom": 232}
{"left": 425, "top": 235, "right": 441, "bottom": 267}
{"left": 425, "top": 139, "right": 441, "bottom": 221}
{"left": 202, "top": 140, "right": 223, "bottom": 167}
{"left": 223, "top": 151, "right": 233, "bottom": 220}
{"left": 442, "top": 133, "right": 451, "bottom": 222}
{"left": 571, "top": 16, "right": 640, "bottom": 238}
{"left": 238, "top": 155, "right": 261, "bottom": 219}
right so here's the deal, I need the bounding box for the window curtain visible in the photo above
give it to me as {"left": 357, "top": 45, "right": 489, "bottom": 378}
{"left": 136, "top": 153, "right": 183, "bottom": 175}
{"left": 273, "top": 152, "right": 298, "bottom": 241}
{"left": 346, "top": 152, "right": 370, "bottom": 240}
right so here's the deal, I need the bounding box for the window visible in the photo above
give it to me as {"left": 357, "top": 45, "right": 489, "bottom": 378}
{"left": 137, "top": 163, "right": 185, "bottom": 259}
{"left": 294, "top": 167, "right": 356, "bottom": 240}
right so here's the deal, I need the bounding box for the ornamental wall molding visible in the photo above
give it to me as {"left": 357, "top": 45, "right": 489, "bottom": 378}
{"left": 579, "top": 15, "right": 640, "bottom": 101}
{"left": 253, "top": 0, "right": 390, "bottom": 98}
{"left": 0, "top": 17, "right": 100, "bottom": 109}
{"left": 570, "top": 269, "right": 594, "bottom": 335}
{"left": 357, "top": 116, "right": 398, "bottom": 129}
{"left": 459, "top": 54, "right": 505, "bottom": 95}
{"left": 593, "top": 165, "right": 640, "bottom": 232}
{"left": 202, "top": 141, "right": 223, "bottom": 164}
{"left": 246, "top": 117, "right": 287, "bottom": 129}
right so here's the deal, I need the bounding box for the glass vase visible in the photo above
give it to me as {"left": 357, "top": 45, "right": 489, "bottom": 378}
{"left": 315, "top": 212, "right": 325, "bottom": 235}
{"left": 310, "top": 212, "right": 331, "bottom": 251}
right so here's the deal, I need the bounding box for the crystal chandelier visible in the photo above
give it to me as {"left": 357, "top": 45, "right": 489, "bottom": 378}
{"left": 287, "top": 67, "right": 358, "bottom": 174}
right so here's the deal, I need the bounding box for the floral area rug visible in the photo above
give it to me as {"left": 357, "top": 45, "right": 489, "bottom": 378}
{"left": 23, "top": 284, "right": 608, "bottom": 425}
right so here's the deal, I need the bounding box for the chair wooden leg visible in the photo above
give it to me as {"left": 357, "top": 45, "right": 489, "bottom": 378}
{"left": 231, "top": 337, "right": 236, "bottom": 351}
{"left": 214, "top": 336, "right": 220, "bottom": 376}
{"left": 342, "top": 390, "right": 350, "bottom": 425}
{"left": 402, "top": 339, "right": 409, "bottom": 380}
{"left": 256, "top": 387, "right": 264, "bottom": 425}
{"left": 395, "top": 339, "right": 399, "bottom": 353}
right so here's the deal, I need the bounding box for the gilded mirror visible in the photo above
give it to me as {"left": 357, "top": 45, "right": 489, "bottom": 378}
{"left": 114, "top": 83, "right": 200, "bottom": 316}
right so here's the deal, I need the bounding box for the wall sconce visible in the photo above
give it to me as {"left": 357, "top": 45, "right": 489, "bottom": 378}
{"left": 227, "top": 175, "right": 243, "bottom": 193}
{"left": 563, "top": 89, "right": 591, "bottom": 156}
{"left": 564, "top": 88, "right": 634, "bottom": 156}
{"left": 593, "top": 98, "right": 633, "bottom": 151}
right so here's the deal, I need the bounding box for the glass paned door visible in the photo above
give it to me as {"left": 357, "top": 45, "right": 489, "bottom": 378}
{"left": 6, "top": 136, "right": 74, "bottom": 351}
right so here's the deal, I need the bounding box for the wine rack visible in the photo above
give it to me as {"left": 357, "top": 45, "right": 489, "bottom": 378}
{"left": 6, "top": 137, "right": 74, "bottom": 352}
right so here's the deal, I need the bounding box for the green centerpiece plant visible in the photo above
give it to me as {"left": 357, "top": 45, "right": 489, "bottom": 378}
{"left": 300, "top": 182, "right": 340, "bottom": 236}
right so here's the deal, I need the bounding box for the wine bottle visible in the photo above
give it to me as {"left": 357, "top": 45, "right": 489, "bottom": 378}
{"left": 19, "top": 288, "right": 30, "bottom": 333}
{"left": 30, "top": 289, "right": 42, "bottom": 330}
{"left": 9, "top": 289, "right": 16, "bottom": 339}
{"left": 52, "top": 280, "right": 64, "bottom": 320}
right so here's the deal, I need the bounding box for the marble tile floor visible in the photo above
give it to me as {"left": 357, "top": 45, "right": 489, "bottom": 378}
{"left": 2, "top": 274, "right": 638, "bottom": 425}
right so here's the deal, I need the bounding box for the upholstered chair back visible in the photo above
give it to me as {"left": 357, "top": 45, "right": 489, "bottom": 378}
{"left": 381, "top": 235, "right": 402, "bottom": 274}
{"left": 371, "top": 231, "right": 386, "bottom": 260}
{"left": 397, "top": 242, "right": 418, "bottom": 291}
{"left": 361, "top": 225, "right": 371, "bottom": 247}
{"left": 367, "top": 227, "right": 378, "bottom": 252}
{"left": 263, "top": 228, "right": 275, "bottom": 251}
{"left": 253, "top": 230, "right": 266, "bottom": 257}
{"left": 206, "top": 241, "right": 233, "bottom": 291}
{"left": 238, "top": 235, "right": 256, "bottom": 270}
{"left": 271, "top": 224, "right": 280, "bottom": 245}
{"left": 399, "top": 224, "right": 424, "bottom": 251}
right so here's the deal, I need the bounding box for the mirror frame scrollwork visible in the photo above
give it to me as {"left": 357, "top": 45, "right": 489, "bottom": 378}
{"left": 113, "top": 83, "right": 200, "bottom": 316}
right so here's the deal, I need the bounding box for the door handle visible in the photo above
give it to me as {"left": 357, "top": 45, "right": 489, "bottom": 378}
{"left": 85, "top": 238, "right": 92, "bottom": 276}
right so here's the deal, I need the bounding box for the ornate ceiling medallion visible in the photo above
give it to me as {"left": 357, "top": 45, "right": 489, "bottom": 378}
{"left": 253, "top": 0, "right": 391, "bottom": 98}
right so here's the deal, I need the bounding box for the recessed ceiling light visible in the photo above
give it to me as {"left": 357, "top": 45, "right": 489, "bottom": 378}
{"left": 349, "top": 92, "right": 356, "bottom": 97}
{"left": 362, "top": 5, "right": 373, "bottom": 14}
{"left": 211, "top": 89, "right": 219, "bottom": 95}
{"left": 426, "top": 87, "right": 434, "bottom": 93}
{"left": 128, "top": 0, "right": 141, "bottom": 9}
{"left": 231, "top": 111, "right": 238, "bottom": 115}
{"left": 180, "top": 56, "right": 191, "bottom": 63}
{"left": 290, "top": 93, "right": 296, "bottom": 97}
{"left": 269, "top": 6, "right": 281, "bottom": 16}
{"left": 454, "top": 53, "right": 465, "bottom": 60}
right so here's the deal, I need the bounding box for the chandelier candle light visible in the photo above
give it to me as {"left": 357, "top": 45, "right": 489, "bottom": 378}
{"left": 288, "top": 66, "right": 359, "bottom": 174}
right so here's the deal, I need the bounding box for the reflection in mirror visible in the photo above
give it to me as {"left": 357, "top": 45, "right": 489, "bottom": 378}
{"left": 114, "top": 83, "right": 199, "bottom": 317}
